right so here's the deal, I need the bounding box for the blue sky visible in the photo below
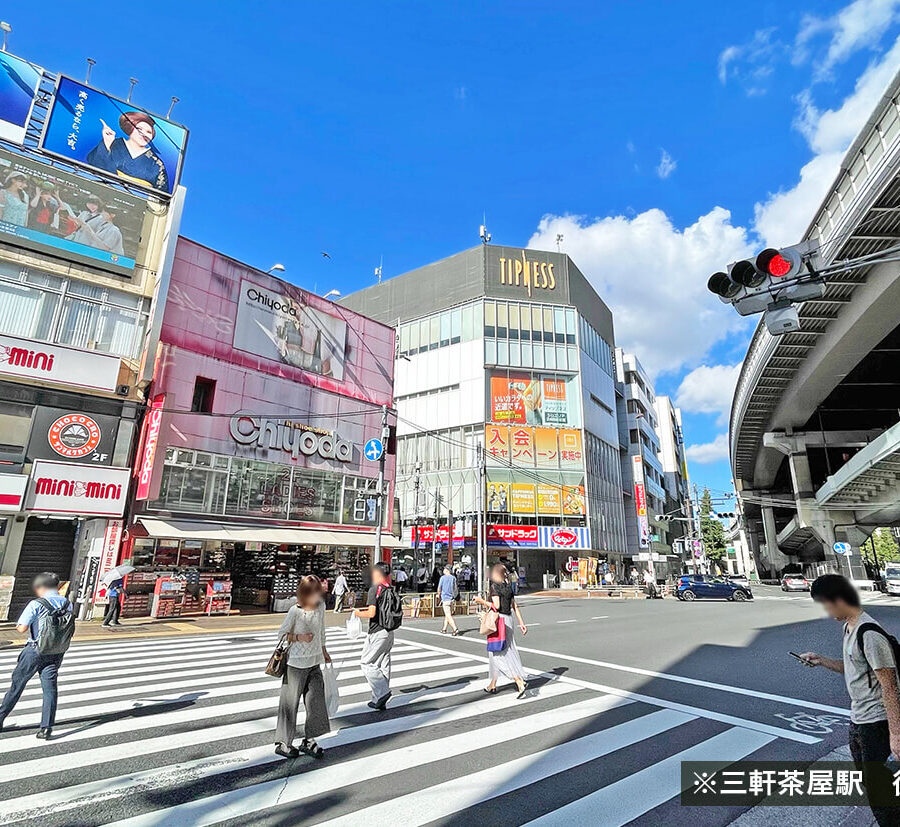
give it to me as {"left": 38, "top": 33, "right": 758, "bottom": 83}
{"left": 9, "top": 0, "right": 900, "bottom": 497}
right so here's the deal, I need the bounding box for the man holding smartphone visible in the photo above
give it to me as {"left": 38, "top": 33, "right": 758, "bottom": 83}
{"left": 800, "top": 574, "right": 900, "bottom": 826}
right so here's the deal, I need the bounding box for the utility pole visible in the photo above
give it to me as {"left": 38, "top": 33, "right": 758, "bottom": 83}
{"left": 432, "top": 490, "right": 441, "bottom": 573}
{"left": 692, "top": 483, "right": 707, "bottom": 574}
{"left": 447, "top": 507, "right": 454, "bottom": 566}
{"left": 475, "top": 445, "right": 485, "bottom": 593}
{"left": 413, "top": 461, "right": 422, "bottom": 586}
{"left": 374, "top": 404, "right": 388, "bottom": 564}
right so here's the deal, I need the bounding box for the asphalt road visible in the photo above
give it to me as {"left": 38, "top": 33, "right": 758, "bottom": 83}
{"left": 0, "top": 587, "right": 896, "bottom": 826}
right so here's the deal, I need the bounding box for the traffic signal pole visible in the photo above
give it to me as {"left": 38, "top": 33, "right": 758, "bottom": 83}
{"left": 374, "top": 403, "right": 388, "bottom": 563}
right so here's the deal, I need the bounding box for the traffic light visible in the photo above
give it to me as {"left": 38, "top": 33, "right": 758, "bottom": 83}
{"left": 707, "top": 241, "right": 824, "bottom": 334}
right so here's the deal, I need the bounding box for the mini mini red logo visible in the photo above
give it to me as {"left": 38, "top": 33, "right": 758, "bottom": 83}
{"left": 48, "top": 414, "right": 102, "bottom": 459}
{"left": 0, "top": 344, "right": 54, "bottom": 371}
{"left": 551, "top": 528, "right": 578, "bottom": 547}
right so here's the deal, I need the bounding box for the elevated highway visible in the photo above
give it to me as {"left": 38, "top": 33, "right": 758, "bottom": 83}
{"left": 731, "top": 69, "right": 900, "bottom": 579}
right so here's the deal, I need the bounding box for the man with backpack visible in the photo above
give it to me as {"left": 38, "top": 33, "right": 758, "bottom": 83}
{"left": 800, "top": 574, "right": 900, "bottom": 826}
{"left": 354, "top": 562, "right": 402, "bottom": 710}
{"left": 0, "top": 572, "right": 75, "bottom": 740}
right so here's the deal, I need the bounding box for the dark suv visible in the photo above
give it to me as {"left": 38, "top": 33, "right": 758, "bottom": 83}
{"left": 676, "top": 574, "right": 753, "bottom": 602}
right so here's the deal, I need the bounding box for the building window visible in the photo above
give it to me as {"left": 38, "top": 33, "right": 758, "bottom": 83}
{"left": 191, "top": 377, "right": 216, "bottom": 413}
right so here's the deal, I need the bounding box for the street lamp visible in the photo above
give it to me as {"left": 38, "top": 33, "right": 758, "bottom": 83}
{"left": 323, "top": 289, "right": 341, "bottom": 300}
{"left": 0, "top": 22, "right": 11, "bottom": 52}
{"left": 267, "top": 263, "right": 285, "bottom": 274}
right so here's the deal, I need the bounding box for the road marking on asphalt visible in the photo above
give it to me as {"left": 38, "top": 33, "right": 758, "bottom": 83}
{"left": 526, "top": 726, "right": 775, "bottom": 825}
{"left": 316, "top": 709, "right": 693, "bottom": 827}
{"left": 398, "top": 634, "right": 821, "bottom": 744}
{"left": 108, "top": 695, "right": 634, "bottom": 827}
{"left": 557, "top": 619, "right": 577, "bottom": 624}
{"left": 406, "top": 627, "right": 851, "bottom": 716}
{"left": 591, "top": 616, "right": 609, "bottom": 620}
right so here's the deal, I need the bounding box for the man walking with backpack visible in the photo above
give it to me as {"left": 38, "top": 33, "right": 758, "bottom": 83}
{"left": 0, "top": 572, "right": 75, "bottom": 739}
{"left": 354, "top": 562, "right": 402, "bottom": 710}
{"left": 800, "top": 574, "right": 900, "bottom": 826}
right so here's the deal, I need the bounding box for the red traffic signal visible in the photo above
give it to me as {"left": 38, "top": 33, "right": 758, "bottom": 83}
{"left": 756, "top": 248, "right": 801, "bottom": 279}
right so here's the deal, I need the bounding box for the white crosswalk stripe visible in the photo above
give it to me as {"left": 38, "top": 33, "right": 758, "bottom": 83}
{"left": 0, "top": 627, "right": 800, "bottom": 825}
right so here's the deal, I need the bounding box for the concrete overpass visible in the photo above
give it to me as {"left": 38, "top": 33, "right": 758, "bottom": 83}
{"left": 731, "top": 69, "right": 900, "bottom": 580}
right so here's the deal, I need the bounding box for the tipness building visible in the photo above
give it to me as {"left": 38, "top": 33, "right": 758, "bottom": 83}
{"left": 341, "top": 244, "right": 628, "bottom": 586}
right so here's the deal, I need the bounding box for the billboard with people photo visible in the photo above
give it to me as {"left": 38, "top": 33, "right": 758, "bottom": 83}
{"left": 0, "top": 148, "right": 145, "bottom": 275}
{"left": 40, "top": 76, "right": 188, "bottom": 196}
{"left": 489, "top": 372, "right": 580, "bottom": 427}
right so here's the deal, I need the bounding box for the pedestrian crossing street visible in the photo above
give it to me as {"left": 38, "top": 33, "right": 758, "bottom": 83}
{"left": 0, "top": 627, "right": 800, "bottom": 826}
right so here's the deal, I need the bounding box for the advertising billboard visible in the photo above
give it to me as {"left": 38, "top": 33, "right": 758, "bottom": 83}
{"left": 632, "top": 454, "right": 650, "bottom": 548}
{"left": 487, "top": 474, "right": 584, "bottom": 517}
{"left": 485, "top": 424, "right": 584, "bottom": 472}
{"left": 0, "top": 148, "right": 144, "bottom": 274}
{"left": 0, "top": 52, "right": 42, "bottom": 145}
{"left": 490, "top": 372, "right": 579, "bottom": 426}
{"left": 27, "top": 408, "right": 119, "bottom": 465}
{"left": 40, "top": 76, "right": 188, "bottom": 196}
{"left": 27, "top": 460, "right": 129, "bottom": 517}
{"left": 233, "top": 279, "right": 348, "bottom": 381}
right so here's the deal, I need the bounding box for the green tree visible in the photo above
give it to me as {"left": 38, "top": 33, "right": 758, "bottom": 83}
{"left": 700, "top": 487, "right": 727, "bottom": 564}
{"left": 870, "top": 528, "right": 900, "bottom": 566}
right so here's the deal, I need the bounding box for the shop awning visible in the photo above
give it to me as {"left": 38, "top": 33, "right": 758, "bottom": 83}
{"left": 137, "top": 518, "right": 405, "bottom": 548}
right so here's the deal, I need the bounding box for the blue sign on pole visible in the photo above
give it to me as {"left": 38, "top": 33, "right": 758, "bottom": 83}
{"left": 364, "top": 438, "right": 384, "bottom": 462}
{"left": 833, "top": 542, "right": 851, "bottom": 555}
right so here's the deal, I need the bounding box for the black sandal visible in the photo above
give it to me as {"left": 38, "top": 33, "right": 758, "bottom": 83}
{"left": 275, "top": 743, "right": 299, "bottom": 759}
{"left": 483, "top": 687, "right": 497, "bottom": 694}
{"left": 300, "top": 738, "right": 325, "bottom": 759}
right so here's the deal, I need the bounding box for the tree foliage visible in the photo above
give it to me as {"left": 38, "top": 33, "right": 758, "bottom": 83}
{"left": 869, "top": 528, "right": 900, "bottom": 566}
{"left": 700, "top": 487, "right": 727, "bottom": 562}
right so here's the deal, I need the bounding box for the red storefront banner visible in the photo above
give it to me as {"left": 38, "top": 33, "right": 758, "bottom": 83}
{"left": 487, "top": 524, "right": 539, "bottom": 548}
{"left": 134, "top": 394, "right": 165, "bottom": 500}
{"left": 411, "top": 525, "right": 473, "bottom": 544}
{"left": 93, "top": 518, "right": 123, "bottom": 605}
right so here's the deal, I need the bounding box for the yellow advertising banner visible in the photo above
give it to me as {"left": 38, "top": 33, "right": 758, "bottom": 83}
{"left": 534, "top": 427, "right": 559, "bottom": 468}
{"left": 536, "top": 484, "right": 562, "bottom": 516}
{"left": 562, "top": 485, "right": 586, "bottom": 516}
{"left": 510, "top": 483, "right": 536, "bottom": 514}
{"left": 509, "top": 426, "right": 535, "bottom": 467}
{"left": 484, "top": 425, "right": 510, "bottom": 464}
{"left": 558, "top": 429, "right": 584, "bottom": 469}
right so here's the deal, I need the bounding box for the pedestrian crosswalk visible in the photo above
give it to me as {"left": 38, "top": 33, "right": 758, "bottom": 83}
{"left": 0, "top": 627, "right": 800, "bottom": 826}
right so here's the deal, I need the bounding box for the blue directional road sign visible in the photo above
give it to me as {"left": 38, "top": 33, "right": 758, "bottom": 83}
{"left": 364, "top": 438, "right": 384, "bottom": 462}
{"left": 833, "top": 542, "right": 851, "bottom": 555}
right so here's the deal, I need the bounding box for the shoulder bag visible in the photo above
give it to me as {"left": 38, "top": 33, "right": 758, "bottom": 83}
{"left": 265, "top": 634, "right": 289, "bottom": 678}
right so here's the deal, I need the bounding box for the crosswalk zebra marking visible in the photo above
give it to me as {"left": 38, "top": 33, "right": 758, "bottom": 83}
{"left": 526, "top": 726, "right": 775, "bottom": 825}
{"left": 0, "top": 681, "right": 582, "bottom": 822}
{"left": 107, "top": 694, "right": 640, "bottom": 827}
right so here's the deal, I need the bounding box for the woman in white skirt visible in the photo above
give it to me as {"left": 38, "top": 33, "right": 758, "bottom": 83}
{"left": 474, "top": 563, "right": 528, "bottom": 698}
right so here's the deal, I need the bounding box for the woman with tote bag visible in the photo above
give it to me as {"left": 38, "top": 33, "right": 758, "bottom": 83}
{"left": 473, "top": 563, "right": 528, "bottom": 698}
{"left": 274, "top": 575, "right": 332, "bottom": 759}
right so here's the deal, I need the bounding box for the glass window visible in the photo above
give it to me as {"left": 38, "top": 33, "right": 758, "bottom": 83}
{"left": 485, "top": 338, "right": 497, "bottom": 364}
{"left": 520, "top": 342, "right": 532, "bottom": 368}
{"left": 554, "top": 309, "right": 566, "bottom": 343}
{"left": 520, "top": 303, "right": 531, "bottom": 341}
{"left": 399, "top": 324, "right": 409, "bottom": 355}
{"left": 565, "top": 309, "right": 577, "bottom": 344}
{"left": 429, "top": 315, "right": 440, "bottom": 350}
{"left": 439, "top": 311, "right": 451, "bottom": 347}
{"left": 508, "top": 304, "right": 519, "bottom": 340}
{"left": 533, "top": 343, "right": 544, "bottom": 369}
{"left": 418, "top": 319, "right": 429, "bottom": 352}
{"left": 461, "top": 304, "right": 473, "bottom": 341}
{"left": 567, "top": 346, "right": 577, "bottom": 370}
{"left": 509, "top": 341, "right": 521, "bottom": 367}
{"left": 450, "top": 308, "right": 461, "bottom": 344}
{"left": 408, "top": 320, "right": 420, "bottom": 353}
{"left": 484, "top": 301, "right": 496, "bottom": 338}
{"left": 532, "top": 306, "right": 542, "bottom": 340}
{"left": 496, "top": 302, "right": 508, "bottom": 339}
{"left": 497, "top": 340, "right": 509, "bottom": 365}
{"left": 556, "top": 345, "right": 567, "bottom": 369}
{"left": 543, "top": 308, "right": 554, "bottom": 342}
{"left": 0, "top": 280, "right": 58, "bottom": 341}
{"left": 544, "top": 343, "right": 556, "bottom": 369}
{"left": 56, "top": 297, "right": 101, "bottom": 351}
{"left": 474, "top": 300, "right": 483, "bottom": 337}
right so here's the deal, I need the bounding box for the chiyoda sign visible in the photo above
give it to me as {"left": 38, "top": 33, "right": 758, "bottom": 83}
{"left": 134, "top": 394, "right": 165, "bottom": 500}
{"left": 229, "top": 411, "right": 352, "bottom": 463}
{"left": 0, "top": 334, "right": 120, "bottom": 391}
{"left": 27, "top": 460, "right": 129, "bottom": 517}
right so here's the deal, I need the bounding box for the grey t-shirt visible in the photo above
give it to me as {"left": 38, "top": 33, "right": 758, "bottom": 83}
{"left": 843, "top": 612, "right": 897, "bottom": 724}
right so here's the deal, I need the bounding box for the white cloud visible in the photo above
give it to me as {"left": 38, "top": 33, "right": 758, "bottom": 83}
{"left": 797, "top": 0, "right": 900, "bottom": 77}
{"left": 527, "top": 209, "right": 753, "bottom": 377}
{"left": 675, "top": 363, "right": 742, "bottom": 425}
{"left": 656, "top": 149, "right": 677, "bottom": 179}
{"left": 754, "top": 35, "right": 900, "bottom": 247}
{"left": 685, "top": 433, "right": 730, "bottom": 464}
{"left": 717, "top": 28, "right": 782, "bottom": 94}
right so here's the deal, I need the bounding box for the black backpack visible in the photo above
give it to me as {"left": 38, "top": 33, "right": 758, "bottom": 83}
{"left": 856, "top": 622, "right": 900, "bottom": 688}
{"left": 35, "top": 598, "right": 76, "bottom": 655}
{"left": 377, "top": 585, "right": 403, "bottom": 632}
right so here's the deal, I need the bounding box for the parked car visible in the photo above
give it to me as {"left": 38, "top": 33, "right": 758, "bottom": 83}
{"left": 781, "top": 574, "right": 810, "bottom": 592}
{"left": 676, "top": 574, "right": 753, "bottom": 602}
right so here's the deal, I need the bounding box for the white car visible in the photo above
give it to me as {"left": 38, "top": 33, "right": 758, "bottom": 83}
{"left": 781, "top": 575, "right": 810, "bottom": 592}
